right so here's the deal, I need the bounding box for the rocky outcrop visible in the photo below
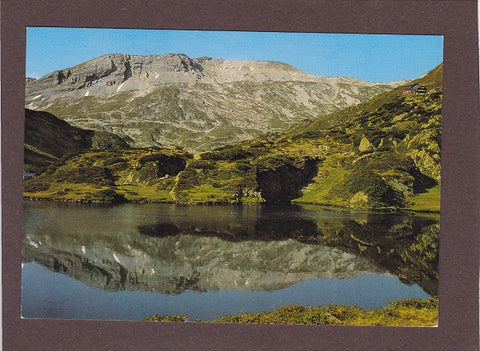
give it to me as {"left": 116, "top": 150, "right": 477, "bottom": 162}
{"left": 358, "top": 136, "right": 374, "bottom": 153}
{"left": 255, "top": 156, "right": 320, "bottom": 203}
{"left": 25, "top": 54, "right": 206, "bottom": 100}
{"left": 26, "top": 53, "right": 401, "bottom": 101}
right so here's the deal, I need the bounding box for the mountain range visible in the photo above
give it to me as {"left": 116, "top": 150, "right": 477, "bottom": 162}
{"left": 25, "top": 53, "right": 404, "bottom": 150}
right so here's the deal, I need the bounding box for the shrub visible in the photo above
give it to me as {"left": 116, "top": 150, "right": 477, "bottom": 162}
{"left": 137, "top": 162, "right": 158, "bottom": 183}
{"left": 175, "top": 168, "right": 199, "bottom": 190}
{"left": 200, "top": 148, "right": 252, "bottom": 161}
{"left": 142, "top": 314, "right": 188, "bottom": 322}
{"left": 138, "top": 152, "right": 166, "bottom": 164}
{"left": 97, "top": 189, "right": 127, "bottom": 203}
{"left": 235, "top": 160, "right": 253, "bottom": 172}
{"left": 55, "top": 166, "right": 115, "bottom": 185}
{"left": 254, "top": 154, "right": 296, "bottom": 173}
{"left": 346, "top": 170, "right": 396, "bottom": 205}
{"left": 189, "top": 159, "right": 216, "bottom": 170}
{"left": 24, "top": 176, "right": 51, "bottom": 192}
{"left": 363, "top": 129, "right": 388, "bottom": 148}
{"left": 102, "top": 156, "right": 125, "bottom": 166}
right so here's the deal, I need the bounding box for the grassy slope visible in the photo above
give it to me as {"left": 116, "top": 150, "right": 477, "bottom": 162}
{"left": 408, "top": 184, "right": 441, "bottom": 212}
{"left": 182, "top": 63, "right": 443, "bottom": 210}
{"left": 143, "top": 298, "right": 438, "bottom": 326}
{"left": 290, "top": 90, "right": 442, "bottom": 211}
{"left": 24, "top": 108, "right": 130, "bottom": 174}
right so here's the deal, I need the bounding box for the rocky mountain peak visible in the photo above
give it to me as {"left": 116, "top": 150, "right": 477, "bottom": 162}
{"left": 27, "top": 52, "right": 368, "bottom": 103}
{"left": 26, "top": 53, "right": 212, "bottom": 102}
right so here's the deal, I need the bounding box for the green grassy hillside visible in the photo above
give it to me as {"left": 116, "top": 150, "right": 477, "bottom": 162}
{"left": 175, "top": 63, "right": 443, "bottom": 210}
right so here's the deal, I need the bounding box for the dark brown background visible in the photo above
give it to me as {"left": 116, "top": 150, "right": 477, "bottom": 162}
{"left": 2, "top": 0, "right": 479, "bottom": 350}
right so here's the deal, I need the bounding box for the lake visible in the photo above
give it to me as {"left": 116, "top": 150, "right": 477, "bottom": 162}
{"left": 22, "top": 201, "right": 439, "bottom": 321}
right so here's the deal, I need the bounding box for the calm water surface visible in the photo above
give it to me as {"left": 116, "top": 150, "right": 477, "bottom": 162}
{"left": 22, "top": 201, "right": 439, "bottom": 321}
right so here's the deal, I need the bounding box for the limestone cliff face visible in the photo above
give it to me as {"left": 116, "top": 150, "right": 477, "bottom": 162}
{"left": 26, "top": 53, "right": 398, "bottom": 100}
{"left": 26, "top": 54, "right": 203, "bottom": 100}
{"left": 25, "top": 53, "right": 402, "bottom": 150}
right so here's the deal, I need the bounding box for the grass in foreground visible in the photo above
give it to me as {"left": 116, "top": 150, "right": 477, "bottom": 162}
{"left": 407, "top": 184, "right": 441, "bottom": 212}
{"left": 143, "top": 298, "right": 438, "bottom": 326}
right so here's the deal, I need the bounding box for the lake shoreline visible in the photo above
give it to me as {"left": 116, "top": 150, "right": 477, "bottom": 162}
{"left": 22, "top": 195, "right": 440, "bottom": 214}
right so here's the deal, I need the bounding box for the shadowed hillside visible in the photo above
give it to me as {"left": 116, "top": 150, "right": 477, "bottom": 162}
{"left": 24, "top": 109, "right": 130, "bottom": 173}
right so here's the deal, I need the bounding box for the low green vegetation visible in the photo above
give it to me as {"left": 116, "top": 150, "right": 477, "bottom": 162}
{"left": 143, "top": 314, "right": 190, "bottom": 322}
{"left": 407, "top": 184, "right": 441, "bottom": 212}
{"left": 24, "top": 148, "right": 192, "bottom": 203}
{"left": 143, "top": 298, "right": 438, "bottom": 326}
{"left": 116, "top": 183, "right": 175, "bottom": 203}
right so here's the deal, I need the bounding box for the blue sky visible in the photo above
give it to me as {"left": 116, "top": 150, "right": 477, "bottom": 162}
{"left": 26, "top": 27, "right": 443, "bottom": 83}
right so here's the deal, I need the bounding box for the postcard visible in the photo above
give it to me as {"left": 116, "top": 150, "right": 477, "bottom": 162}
{"left": 22, "top": 28, "right": 442, "bottom": 326}
{"left": 3, "top": 0, "right": 479, "bottom": 349}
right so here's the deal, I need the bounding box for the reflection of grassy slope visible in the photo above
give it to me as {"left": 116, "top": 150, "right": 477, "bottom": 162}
{"left": 316, "top": 215, "right": 439, "bottom": 296}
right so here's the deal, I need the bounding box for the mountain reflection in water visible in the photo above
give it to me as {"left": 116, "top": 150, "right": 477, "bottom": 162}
{"left": 22, "top": 202, "right": 439, "bottom": 297}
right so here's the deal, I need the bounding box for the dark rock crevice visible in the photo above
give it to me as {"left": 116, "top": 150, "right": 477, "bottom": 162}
{"left": 123, "top": 60, "right": 132, "bottom": 82}
{"left": 408, "top": 167, "right": 438, "bottom": 193}
{"left": 255, "top": 157, "right": 320, "bottom": 204}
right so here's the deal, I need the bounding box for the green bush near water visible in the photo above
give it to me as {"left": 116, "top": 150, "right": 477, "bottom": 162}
{"left": 346, "top": 170, "right": 397, "bottom": 206}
